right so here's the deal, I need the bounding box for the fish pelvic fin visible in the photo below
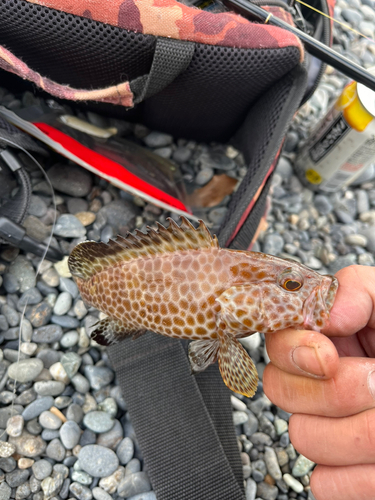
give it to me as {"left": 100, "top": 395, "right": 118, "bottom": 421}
{"left": 68, "top": 216, "right": 218, "bottom": 280}
{"left": 218, "top": 335, "right": 259, "bottom": 398}
{"left": 90, "top": 317, "right": 138, "bottom": 347}
{"left": 188, "top": 339, "right": 220, "bottom": 374}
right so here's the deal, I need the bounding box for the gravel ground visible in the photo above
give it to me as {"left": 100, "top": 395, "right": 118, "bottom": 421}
{"left": 0, "top": 3, "right": 374, "bottom": 500}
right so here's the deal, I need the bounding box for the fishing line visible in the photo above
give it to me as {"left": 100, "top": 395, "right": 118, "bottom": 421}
{"left": 0, "top": 136, "right": 57, "bottom": 439}
{"left": 294, "top": 0, "right": 375, "bottom": 43}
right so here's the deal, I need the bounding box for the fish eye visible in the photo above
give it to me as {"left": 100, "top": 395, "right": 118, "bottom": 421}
{"left": 278, "top": 268, "right": 304, "bottom": 292}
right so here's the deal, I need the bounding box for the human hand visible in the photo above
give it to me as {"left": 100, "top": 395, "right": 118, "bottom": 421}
{"left": 263, "top": 265, "right": 375, "bottom": 500}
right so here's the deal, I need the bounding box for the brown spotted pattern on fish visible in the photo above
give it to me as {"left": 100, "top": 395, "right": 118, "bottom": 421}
{"left": 68, "top": 217, "right": 338, "bottom": 397}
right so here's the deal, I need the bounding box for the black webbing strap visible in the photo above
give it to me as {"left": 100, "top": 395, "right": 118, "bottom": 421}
{"left": 108, "top": 334, "right": 245, "bottom": 500}
{"left": 130, "top": 37, "right": 195, "bottom": 104}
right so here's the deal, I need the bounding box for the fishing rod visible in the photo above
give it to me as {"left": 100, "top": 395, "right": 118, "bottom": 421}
{"left": 223, "top": 0, "right": 375, "bottom": 91}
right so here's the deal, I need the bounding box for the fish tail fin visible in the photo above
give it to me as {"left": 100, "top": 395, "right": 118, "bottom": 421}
{"left": 218, "top": 335, "right": 258, "bottom": 397}
{"left": 188, "top": 339, "right": 220, "bottom": 374}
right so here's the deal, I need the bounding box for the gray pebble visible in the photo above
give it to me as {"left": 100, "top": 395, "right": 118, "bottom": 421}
{"left": 80, "top": 429, "right": 96, "bottom": 447}
{"left": 84, "top": 411, "right": 114, "bottom": 434}
{"left": 358, "top": 252, "right": 375, "bottom": 266}
{"left": 262, "top": 233, "right": 284, "bottom": 256}
{"left": 250, "top": 432, "right": 273, "bottom": 447}
{"left": 8, "top": 359, "right": 44, "bottom": 383}
{"left": 233, "top": 411, "right": 249, "bottom": 426}
{"left": 314, "top": 194, "right": 333, "bottom": 215}
{"left": 126, "top": 494, "right": 156, "bottom": 500}
{"left": 36, "top": 349, "right": 61, "bottom": 369}
{"left": 5, "top": 469, "right": 29, "bottom": 487}
{"left": 84, "top": 366, "right": 114, "bottom": 391}
{"left": 6, "top": 415, "right": 24, "bottom": 437}
{"left": 27, "top": 301, "right": 53, "bottom": 328}
{"left": 1, "top": 305, "right": 19, "bottom": 327}
{"left": 32, "top": 325, "right": 63, "bottom": 344}
{"left": 32, "top": 460, "right": 53, "bottom": 480}
{"left": 172, "top": 147, "right": 192, "bottom": 164}
{"left": 243, "top": 411, "right": 258, "bottom": 437}
{"left": 8, "top": 256, "right": 36, "bottom": 293}
{"left": 78, "top": 445, "right": 119, "bottom": 478}
{"left": 0, "top": 316, "right": 8, "bottom": 331}
{"left": 69, "top": 482, "right": 93, "bottom": 500}
{"left": 153, "top": 147, "right": 172, "bottom": 159}
{"left": 66, "top": 404, "right": 83, "bottom": 424}
{"left": 42, "top": 429, "right": 60, "bottom": 441}
{"left": 0, "top": 482, "right": 11, "bottom": 500}
{"left": 256, "top": 481, "right": 278, "bottom": 500}
{"left": 53, "top": 293, "right": 72, "bottom": 316}
{"left": 47, "top": 164, "right": 93, "bottom": 198}
{"left": 29, "top": 195, "right": 48, "bottom": 217}
{"left": 60, "top": 421, "right": 81, "bottom": 450}
{"left": 71, "top": 470, "right": 92, "bottom": 486}
{"left": 275, "top": 157, "right": 293, "bottom": 179}
{"left": 46, "top": 438, "right": 66, "bottom": 462}
{"left": 67, "top": 198, "right": 89, "bottom": 214}
{"left": 61, "top": 352, "right": 81, "bottom": 379}
{"left": 117, "top": 472, "right": 151, "bottom": 498}
{"left": 54, "top": 215, "right": 86, "bottom": 238}
{"left": 98, "top": 398, "right": 117, "bottom": 418}
{"left": 208, "top": 206, "right": 228, "bottom": 225}
{"left": 18, "top": 287, "right": 43, "bottom": 307}
{"left": 71, "top": 374, "right": 90, "bottom": 394}
{"left": 60, "top": 477, "right": 71, "bottom": 499}
{"left": 92, "top": 487, "right": 112, "bottom": 500}
{"left": 125, "top": 459, "right": 141, "bottom": 475}
{"left": 34, "top": 381, "right": 65, "bottom": 397}
{"left": 344, "top": 234, "right": 367, "bottom": 247}
{"left": 195, "top": 168, "right": 214, "bottom": 186}
{"left": 200, "top": 151, "right": 235, "bottom": 171}
{"left": 96, "top": 419, "right": 123, "bottom": 450}
{"left": 279, "top": 432, "right": 290, "bottom": 447}
{"left": 59, "top": 278, "right": 79, "bottom": 299}
{"left": 292, "top": 454, "right": 315, "bottom": 477}
{"left": 39, "top": 411, "right": 63, "bottom": 430}
{"left": 0, "top": 457, "right": 16, "bottom": 473}
{"left": 60, "top": 330, "right": 79, "bottom": 348}
{"left": 143, "top": 132, "right": 172, "bottom": 148}
{"left": 51, "top": 315, "right": 79, "bottom": 329}
{"left": 264, "top": 446, "right": 282, "bottom": 480}
{"left": 41, "top": 267, "right": 60, "bottom": 288}
{"left": 116, "top": 438, "right": 134, "bottom": 465}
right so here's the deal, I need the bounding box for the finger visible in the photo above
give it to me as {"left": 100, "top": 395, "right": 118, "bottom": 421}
{"left": 311, "top": 464, "right": 375, "bottom": 500}
{"left": 265, "top": 328, "right": 339, "bottom": 378}
{"left": 324, "top": 265, "right": 375, "bottom": 336}
{"left": 289, "top": 409, "right": 375, "bottom": 466}
{"left": 263, "top": 357, "right": 375, "bottom": 417}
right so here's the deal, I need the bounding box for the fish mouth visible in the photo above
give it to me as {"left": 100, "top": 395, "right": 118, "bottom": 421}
{"left": 303, "top": 275, "right": 339, "bottom": 331}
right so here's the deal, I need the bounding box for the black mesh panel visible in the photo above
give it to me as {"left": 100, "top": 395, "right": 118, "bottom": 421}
{"left": 0, "top": 0, "right": 301, "bottom": 141}
{"left": 0, "top": 0, "right": 156, "bottom": 87}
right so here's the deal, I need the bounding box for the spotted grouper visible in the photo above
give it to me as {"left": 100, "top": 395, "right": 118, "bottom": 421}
{"left": 68, "top": 217, "right": 338, "bottom": 397}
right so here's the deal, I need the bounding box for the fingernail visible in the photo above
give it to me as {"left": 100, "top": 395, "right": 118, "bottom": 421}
{"left": 368, "top": 371, "right": 375, "bottom": 400}
{"left": 292, "top": 346, "right": 325, "bottom": 377}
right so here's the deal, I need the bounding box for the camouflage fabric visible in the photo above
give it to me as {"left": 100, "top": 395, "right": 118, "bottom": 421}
{"left": 0, "top": 45, "right": 134, "bottom": 107}
{"left": 25, "top": 0, "right": 303, "bottom": 55}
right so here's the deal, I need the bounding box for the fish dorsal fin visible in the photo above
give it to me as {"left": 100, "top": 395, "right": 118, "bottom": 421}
{"left": 68, "top": 216, "right": 219, "bottom": 280}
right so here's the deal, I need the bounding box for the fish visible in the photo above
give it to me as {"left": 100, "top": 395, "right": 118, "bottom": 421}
{"left": 68, "top": 217, "right": 338, "bottom": 398}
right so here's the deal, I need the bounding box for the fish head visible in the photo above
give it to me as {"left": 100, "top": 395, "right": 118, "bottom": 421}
{"left": 220, "top": 254, "right": 338, "bottom": 334}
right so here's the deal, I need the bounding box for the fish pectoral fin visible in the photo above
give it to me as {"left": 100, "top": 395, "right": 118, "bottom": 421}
{"left": 218, "top": 335, "right": 258, "bottom": 398}
{"left": 91, "top": 317, "right": 130, "bottom": 347}
{"left": 188, "top": 339, "right": 220, "bottom": 374}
